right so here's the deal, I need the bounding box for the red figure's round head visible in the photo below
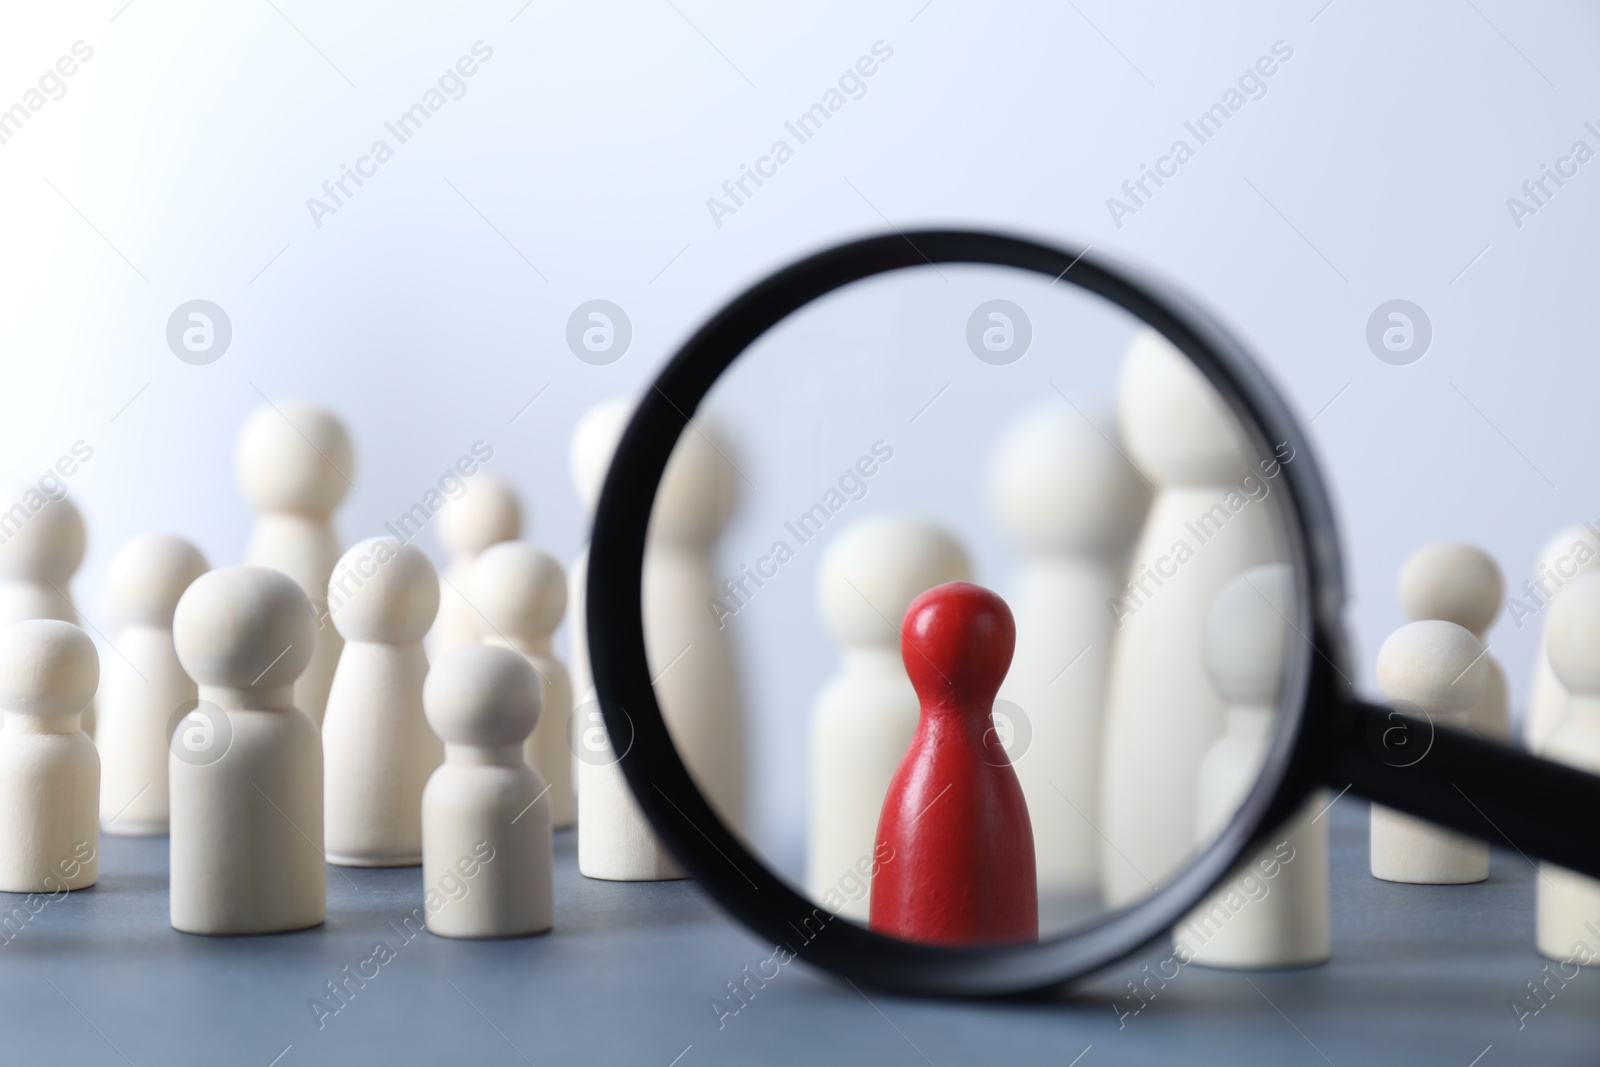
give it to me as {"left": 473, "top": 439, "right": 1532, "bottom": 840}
{"left": 900, "top": 581, "right": 1015, "bottom": 713}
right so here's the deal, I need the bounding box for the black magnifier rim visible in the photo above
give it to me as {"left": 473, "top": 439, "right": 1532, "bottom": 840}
{"left": 587, "top": 228, "right": 1351, "bottom": 997}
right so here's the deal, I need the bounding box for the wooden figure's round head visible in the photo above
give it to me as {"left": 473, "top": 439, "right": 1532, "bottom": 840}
{"left": 469, "top": 541, "right": 567, "bottom": 642}
{"left": 0, "top": 619, "right": 99, "bottom": 718}
{"left": 1547, "top": 572, "right": 1600, "bottom": 697}
{"left": 1117, "top": 328, "right": 1254, "bottom": 487}
{"left": 818, "top": 517, "right": 970, "bottom": 648}
{"left": 173, "top": 566, "right": 317, "bottom": 692}
{"left": 437, "top": 473, "right": 523, "bottom": 559}
{"left": 900, "top": 581, "right": 1016, "bottom": 712}
{"left": 234, "top": 401, "right": 354, "bottom": 517}
{"left": 652, "top": 418, "right": 738, "bottom": 545}
{"left": 1203, "top": 564, "right": 1295, "bottom": 708}
{"left": 105, "top": 533, "right": 209, "bottom": 629}
{"left": 1398, "top": 541, "right": 1503, "bottom": 636}
{"left": 327, "top": 537, "right": 439, "bottom": 644}
{"left": 1375, "top": 619, "right": 1486, "bottom": 716}
{"left": 424, "top": 642, "right": 540, "bottom": 746}
{"left": 0, "top": 488, "right": 86, "bottom": 583}
{"left": 987, "top": 403, "right": 1149, "bottom": 556}
{"left": 570, "top": 397, "right": 635, "bottom": 518}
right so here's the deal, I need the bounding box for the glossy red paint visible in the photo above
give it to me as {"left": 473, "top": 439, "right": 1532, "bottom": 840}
{"left": 869, "top": 581, "right": 1038, "bottom": 945}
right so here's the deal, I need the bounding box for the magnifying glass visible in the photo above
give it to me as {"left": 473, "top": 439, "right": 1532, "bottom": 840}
{"left": 584, "top": 229, "right": 1600, "bottom": 996}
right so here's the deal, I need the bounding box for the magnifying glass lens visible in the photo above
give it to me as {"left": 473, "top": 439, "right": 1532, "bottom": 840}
{"left": 597, "top": 261, "right": 1317, "bottom": 950}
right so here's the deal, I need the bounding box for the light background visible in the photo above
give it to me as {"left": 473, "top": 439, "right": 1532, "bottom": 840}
{"left": 1, "top": 0, "right": 1596, "bottom": 867}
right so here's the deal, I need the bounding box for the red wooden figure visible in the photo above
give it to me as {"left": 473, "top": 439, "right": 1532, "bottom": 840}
{"left": 869, "top": 581, "right": 1038, "bottom": 944}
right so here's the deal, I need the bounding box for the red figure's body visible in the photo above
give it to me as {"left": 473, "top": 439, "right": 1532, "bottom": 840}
{"left": 869, "top": 581, "right": 1038, "bottom": 944}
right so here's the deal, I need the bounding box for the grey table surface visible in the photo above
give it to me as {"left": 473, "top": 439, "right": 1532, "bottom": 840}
{"left": 0, "top": 799, "right": 1588, "bottom": 1066}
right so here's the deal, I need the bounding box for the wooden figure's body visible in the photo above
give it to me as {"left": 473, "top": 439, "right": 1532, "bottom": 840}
{"left": 473, "top": 540, "right": 574, "bottom": 830}
{"left": 1176, "top": 565, "right": 1330, "bottom": 968}
{"left": 642, "top": 420, "right": 745, "bottom": 833}
{"left": 570, "top": 400, "right": 684, "bottom": 881}
{"left": 870, "top": 582, "right": 1036, "bottom": 945}
{"left": 323, "top": 538, "right": 442, "bottom": 866}
{"left": 236, "top": 401, "right": 353, "bottom": 727}
{"left": 1399, "top": 541, "right": 1510, "bottom": 740}
{"left": 1536, "top": 573, "right": 1600, "bottom": 960}
{"left": 98, "top": 534, "right": 209, "bottom": 835}
{"left": 432, "top": 473, "right": 522, "bottom": 657}
{"left": 1369, "top": 620, "right": 1489, "bottom": 884}
{"left": 171, "top": 566, "right": 325, "bottom": 934}
{"left": 1100, "top": 331, "right": 1286, "bottom": 907}
{"left": 988, "top": 403, "right": 1148, "bottom": 910}
{"left": 1524, "top": 527, "right": 1600, "bottom": 753}
{"left": 423, "top": 643, "right": 552, "bottom": 938}
{"left": 0, "top": 491, "right": 91, "bottom": 736}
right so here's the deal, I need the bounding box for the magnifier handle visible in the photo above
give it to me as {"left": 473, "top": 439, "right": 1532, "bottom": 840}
{"left": 1329, "top": 700, "right": 1600, "bottom": 878}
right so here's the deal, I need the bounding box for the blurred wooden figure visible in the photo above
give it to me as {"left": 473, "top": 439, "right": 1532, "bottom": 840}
{"left": 0, "top": 488, "right": 93, "bottom": 735}
{"left": 432, "top": 473, "right": 522, "bottom": 657}
{"left": 98, "top": 533, "right": 208, "bottom": 835}
{"left": 1369, "top": 620, "right": 1488, "bottom": 884}
{"left": 1175, "top": 565, "right": 1329, "bottom": 968}
{"left": 807, "top": 516, "right": 970, "bottom": 921}
{"left": 1537, "top": 573, "right": 1600, "bottom": 960}
{"left": 0, "top": 620, "right": 99, "bottom": 892}
{"left": 236, "top": 401, "right": 353, "bottom": 727}
{"left": 472, "top": 541, "right": 573, "bottom": 830}
{"left": 1399, "top": 541, "right": 1508, "bottom": 740}
{"left": 323, "top": 537, "right": 443, "bottom": 866}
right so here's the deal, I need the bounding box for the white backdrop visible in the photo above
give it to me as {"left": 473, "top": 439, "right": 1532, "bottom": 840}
{"left": 2, "top": 0, "right": 1597, "bottom": 864}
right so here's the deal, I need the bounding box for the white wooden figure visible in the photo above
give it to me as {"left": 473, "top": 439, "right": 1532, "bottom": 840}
{"left": 1525, "top": 526, "right": 1600, "bottom": 753}
{"left": 1175, "top": 565, "right": 1329, "bottom": 968}
{"left": 0, "top": 489, "right": 92, "bottom": 736}
{"left": 170, "top": 566, "right": 325, "bottom": 934}
{"left": 570, "top": 398, "right": 683, "bottom": 881}
{"left": 432, "top": 473, "right": 522, "bottom": 657}
{"left": 0, "top": 620, "right": 99, "bottom": 891}
{"left": 644, "top": 414, "right": 745, "bottom": 832}
{"left": 1399, "top": 541, "right": 1508, "bottom": 740}
{"left": 472, "top": 540, "right": 574, "bottom": 830}
{"left": 988, "top": 402, "right": 1149, "bottom": 910}
{"left": 806, "top": 516, "right": 970, "bottom": 921}
{"left": 1369, "top": 620, "right": 1489, "bottom": 884}
{"left": 323, "top": 537, "right": 443, "bottom": 866}
{"left": 1100, "top": 329, "right": 1288, "bottom": 906}
{"left": 236, "top": 401, "right": 353, "bottom": 727}
{"left": 1536, "top": 573, "right": 1600, "bottom": 960}
{"left": 422, "top": 643, "right": 552, "bottom": 938}
{"left": 98, "top": 533, "right": 208, "bottom": 835}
